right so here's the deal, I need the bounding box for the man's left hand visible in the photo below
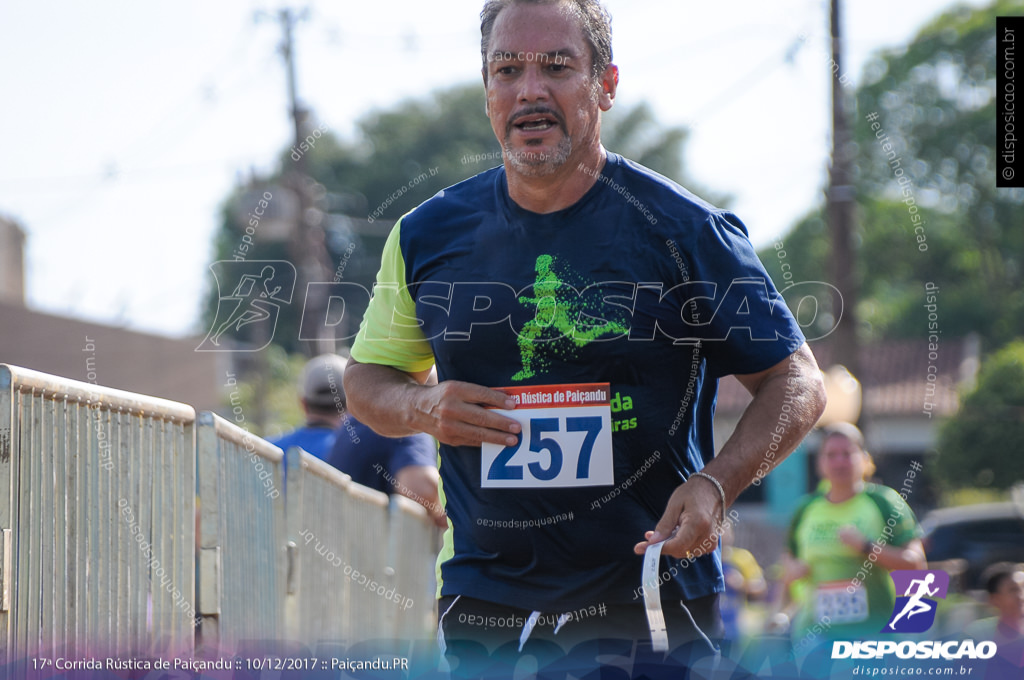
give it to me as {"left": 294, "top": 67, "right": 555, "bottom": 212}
{"left": 633, "top": 475, "right": 724, "bottom": 559}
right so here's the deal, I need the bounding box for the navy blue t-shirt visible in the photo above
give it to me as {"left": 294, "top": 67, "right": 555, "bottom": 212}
{"left": 328, "top": 416, "right": 437, "bottom": 494}
{"left": 351, "top": 152, "right": 805, "bottom": 611}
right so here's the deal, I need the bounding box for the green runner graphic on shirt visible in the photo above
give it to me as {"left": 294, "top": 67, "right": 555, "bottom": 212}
{"left": 512, "top": 254, "right": 629, "bottom": 381}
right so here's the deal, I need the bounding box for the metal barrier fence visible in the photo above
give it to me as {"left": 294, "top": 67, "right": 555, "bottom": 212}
{"left": 0, "top": 364, "right": 197, "bottom": 666}
{"left": 195, "top": 411, "right": 287, "bottom": 656}
{"left": 284, "top": 450, "right": 438, "bottom": 646}
{"left": 384, "top": 492, "right": 440, "bottom": 640}
{"left": 0, "top": 364, "right": 439, "bottom": 670}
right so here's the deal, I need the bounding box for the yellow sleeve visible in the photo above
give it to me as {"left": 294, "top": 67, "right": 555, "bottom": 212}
{"left": 732, "top": 548, "right": 764, "bottom": 582}
{"left": 349, "top": 218, "right": 436, "bottom": 373}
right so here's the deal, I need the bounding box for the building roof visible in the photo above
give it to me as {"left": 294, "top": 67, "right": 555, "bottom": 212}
{"left": 0, "top": 300, "right": 222, "bottom": 411}
{"left": 716, "top": 336, "right": 975, "bottom": 418}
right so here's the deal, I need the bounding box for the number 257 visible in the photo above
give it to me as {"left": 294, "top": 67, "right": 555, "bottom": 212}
{"left": 486, "top": 416, "right": 602, "bottom": 481}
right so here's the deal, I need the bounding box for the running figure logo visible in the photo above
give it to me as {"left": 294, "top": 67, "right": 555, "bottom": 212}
{"left": 197, "top": 261, "right": 296, "bottom": 352}
{"left": 512, "top": 254, "right": 629, "bottom": 381}
{"left": 883, "top": 570, "right": 949, "bottom": 634}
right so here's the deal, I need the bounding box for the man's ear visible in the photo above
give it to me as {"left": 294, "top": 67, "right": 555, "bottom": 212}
{"left": 598, "top": 64, "right": 618, "bottom": 112}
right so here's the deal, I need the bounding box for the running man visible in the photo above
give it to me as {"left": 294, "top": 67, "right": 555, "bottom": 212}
{"left": 344, "top": 0, "right": 826, "bottom": 675}
{"left": 210, "top": 265, "right": 282, "bottom": 345}
{"left": 889, "top": 573, "right": 940, "bottom": 630}
{"left": 512, "top": 254, "right": 629, "bottom": 380}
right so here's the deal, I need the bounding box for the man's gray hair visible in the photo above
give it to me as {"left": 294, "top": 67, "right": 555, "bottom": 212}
{"left": 480, "top": 0, "right": 613, "bottom": 81}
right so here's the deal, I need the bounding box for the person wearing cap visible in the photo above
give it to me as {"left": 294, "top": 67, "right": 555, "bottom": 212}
{"left": 268, "top": 354, "right": 348, "bottom": 461}
{"left": 783, "top": 422, "right": 926, "bottom": 641}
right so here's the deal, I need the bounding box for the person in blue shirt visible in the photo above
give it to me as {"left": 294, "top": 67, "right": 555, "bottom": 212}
{"left": 342, "top": 0, "right": 827, "bottom": 674}
{"left": 328, "top": 414, "right": 446, "bottom": 528}
{"left": 268, "top": 354, "right": 347, "bottom": 460}
{"left": 326, "top": 363, "right": 446, "bottom": 527}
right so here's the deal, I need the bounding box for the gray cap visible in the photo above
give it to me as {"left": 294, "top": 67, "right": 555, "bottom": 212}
{"left": 301, "top": 354, "right": 347, "bottom": 409}
{"left": 821, "top": 421, "right": 865, "bottom": 449}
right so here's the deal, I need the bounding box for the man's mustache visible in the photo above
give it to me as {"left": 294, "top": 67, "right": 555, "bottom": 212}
{"left": 507, "top": 106, "right": 566, "bottom": 135}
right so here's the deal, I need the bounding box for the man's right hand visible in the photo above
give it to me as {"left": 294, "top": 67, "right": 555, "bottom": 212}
{"left": 409, "top": 381, "right": 521, "bottom": 448}
{"left": 344, "top": 359, "right": 521, "bottom": 447}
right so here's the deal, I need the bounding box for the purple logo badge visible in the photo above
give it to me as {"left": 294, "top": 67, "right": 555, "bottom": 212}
{"left": 883, "top": 570, "right": 949, "bottom": 634}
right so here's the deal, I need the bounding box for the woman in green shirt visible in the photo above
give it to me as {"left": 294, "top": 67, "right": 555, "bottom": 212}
{"left": 783, "top": 423, "right": 927, "bottom": 641}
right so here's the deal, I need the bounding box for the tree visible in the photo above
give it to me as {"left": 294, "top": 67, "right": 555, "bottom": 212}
{"left": 936, "top": 341, "right": 1024, "bottom": 490}
{"left": 760, "top": 0, "right": 1024, "bottom": 351}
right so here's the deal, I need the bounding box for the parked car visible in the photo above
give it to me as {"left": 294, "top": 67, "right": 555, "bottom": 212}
{"left": 921, "top": 502, "right": 1024, "bottom": 590}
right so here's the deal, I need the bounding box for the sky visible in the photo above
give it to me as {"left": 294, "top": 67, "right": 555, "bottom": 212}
{"left": 0, "top": 0, "right": 991, "bottom": 339}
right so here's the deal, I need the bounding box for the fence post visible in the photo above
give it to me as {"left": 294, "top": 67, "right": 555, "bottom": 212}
{"left": 195, "top": 411, "right": 286, "bottom": 656}
{"left": 283, "top": 446, "right": 303, "bottom": 640}
{"left": 196, "top": 411, "right": 223, "bottom": 655}
{"left": 0, "top": 367, "right": 12, "bottom": 666}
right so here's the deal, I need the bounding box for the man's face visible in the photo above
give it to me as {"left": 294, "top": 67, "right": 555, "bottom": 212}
{"left": 483, "top": 2, "right": 615, "bottom": 177}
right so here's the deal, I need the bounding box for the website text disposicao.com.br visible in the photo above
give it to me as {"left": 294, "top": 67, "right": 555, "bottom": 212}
{"left": 834, "top": 638, "right": 996, "bottom": 677}
{"left": 848, "top": 664, "right": 978, "bottom": 677}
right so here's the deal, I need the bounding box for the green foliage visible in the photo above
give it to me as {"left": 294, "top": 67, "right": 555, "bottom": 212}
{"left": 602, "top": 101, "right": 728, "bottom": 206}
{"left": 939, "top": 487, "right": 1010, "bottom": 508}
{"left": 936, "top": 341, "right": 1024, "bottom": 490}
{"left": 197, "top": 195, "right": 296, "bottom": 346}
{"left": 314, "top": 84, "right": 502, "bottom": 220}
{"left": 261, "top": 347, "right": 308, "bottom": 437}
{"left": 221, "top": 345, "right": 307, "bottom": 435}
{"left": 760, "top": 0, "right": 1024, "bottom": 349}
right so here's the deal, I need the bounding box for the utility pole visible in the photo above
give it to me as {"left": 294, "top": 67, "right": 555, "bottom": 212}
{"left": 261, "top": 7, "right": 333, "bottom": 357}
{"left": 277, "top": 7, "right": 309, "bottom": 177}
{"left": 827, "top": 0, "right": 860, "bottom": 381}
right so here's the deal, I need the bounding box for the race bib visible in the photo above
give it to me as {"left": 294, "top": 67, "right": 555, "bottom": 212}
{"left": 481, "top": 383, "right": 614, "bottom": 489}
{"left": 815, "top": 581, "right": 868, "bottom": 624}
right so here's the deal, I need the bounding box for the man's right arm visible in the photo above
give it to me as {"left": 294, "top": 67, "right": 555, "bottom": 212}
{"left": 347, "top": 219, "right": 521, "bottom": 447}
{"left": 344, "top": 358, "right": 521, "bottom": 448}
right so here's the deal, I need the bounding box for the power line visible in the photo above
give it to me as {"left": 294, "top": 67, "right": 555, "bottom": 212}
{"left": 684, "top": 33, "right": 812, "bottom": 127}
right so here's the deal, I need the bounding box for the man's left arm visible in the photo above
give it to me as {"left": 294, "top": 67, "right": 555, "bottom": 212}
{"left": 634, "top": 342, "right": 826, "bottom": 559}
